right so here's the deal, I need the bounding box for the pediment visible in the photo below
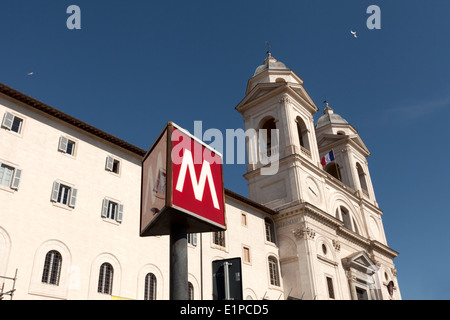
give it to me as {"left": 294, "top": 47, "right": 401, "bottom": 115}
{"left": 235, "top": 82, "right": 317, "bottom": 114}
{"left": 342, "top": 251, "right": 377, "bottom": 274}
{"left": 317, "top": 134, "right": 346, "bottom": 148}
{"left": 317, "top": 134, "right": 370, "bottom": 156}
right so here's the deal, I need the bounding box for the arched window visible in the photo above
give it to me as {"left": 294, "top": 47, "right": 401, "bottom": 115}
{"left": 336, "top": 206, "right": 352, "bottom": 231}
{"left": 265, "top": 218, "right": 275, "bottom": 243}
{"left": 324, "top": 162, "right": 342, "bottom": 181}
{"left": 261, "top": 118, "right": 276, "bottom": 157}
{"left": 188, "top": 282, "right": 194, "bottom": 300}
{"left": 144, "top": 273, "right": 157, "bottom": 300}
{"left": 356, "top": 163, "right": 368, "bottom": 194}
{"left": 296, "top": 116, "right": 310, "bottom": 151}
{"left": 98, "top": 263, "right": 114, "bottom": 294}
{"left": 268, "top": 256, "right": 280, "bottom": 287}
{"left": 41, "top": 250, "right": 62, "bottom": 285}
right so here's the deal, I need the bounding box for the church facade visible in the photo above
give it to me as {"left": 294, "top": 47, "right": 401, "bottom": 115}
{"left": 0, "top": 55, "right": 400, "bottom": 300}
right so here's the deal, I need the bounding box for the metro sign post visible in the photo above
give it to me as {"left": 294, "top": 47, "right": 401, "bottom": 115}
{"left": 140, "top": 122, "right": 226, "bottom": 299}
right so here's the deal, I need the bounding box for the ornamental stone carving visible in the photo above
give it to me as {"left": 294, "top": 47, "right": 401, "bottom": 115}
{"left": 391, "top": 268, "right": 398, "bottom": 277}
{"left": 332, "top": 239, "right": 341, "bottom": 252}
{"left": 279, "top": 96, "right": 290, "bottom": 104}
{"left": 292, "top": 226, "right": 316, "bottom": 240}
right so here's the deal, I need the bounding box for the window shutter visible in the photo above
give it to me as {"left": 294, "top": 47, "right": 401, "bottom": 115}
{"left": 51, "top": 181, "right": 60, "bottom": 202}
{"left": 58, "top": 136, "right": 68, "bottom": 152}
{"left": 2, "top": 112, "right": 14, "bottom": 130}
{"left": 69, "top": 188, "right": 78, "bottom": 208}
{"left": 116, "top": 204, "right": 124, "bottom": 223}
{"left": 10, "top": 168, "right": 22, "bottom": 190}
{"left": 192, "top": 233, "right": 197, "bottom": 246}
{"left": 101, "top": 199, "right": 109, "bottom": 218}
{"left": 105, "top": 156, "right": 114, "bottom": 171}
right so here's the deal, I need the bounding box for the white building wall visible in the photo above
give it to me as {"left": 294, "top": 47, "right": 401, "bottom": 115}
{"left": 0, "top": 93, "right": 283, "bottom": 300}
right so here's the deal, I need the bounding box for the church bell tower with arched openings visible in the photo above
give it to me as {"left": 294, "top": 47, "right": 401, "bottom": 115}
{"left": 235, "top": 53, "right": 321, "bottom": 210}
{"left": 235, "top": 53, "right": 401, "bottom": 300}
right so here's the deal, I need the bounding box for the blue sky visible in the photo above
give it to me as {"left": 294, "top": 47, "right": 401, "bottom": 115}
{"left": 1, "top": 0, "right": 449, "bottom": 300}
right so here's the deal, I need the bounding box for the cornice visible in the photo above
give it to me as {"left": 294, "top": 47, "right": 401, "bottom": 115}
{"left": 275, "top": 202, "right": 398, "bottom": 260}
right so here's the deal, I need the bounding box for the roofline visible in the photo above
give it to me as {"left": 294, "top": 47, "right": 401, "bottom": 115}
{"left": 0, "top": 82, "right": 147, "bottom": 157}
{"left": 225, "top": 188, "right": 277, "bottom": 215}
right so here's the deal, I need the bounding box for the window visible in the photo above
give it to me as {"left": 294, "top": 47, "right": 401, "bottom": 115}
{"left": 260, "top": 118, "right": 277, "bottom": 157}
{"left": 51, "top": 181, "right": 77, "bottom": 208}
{"left": 339, "top": 206, "right": 352, "bottom": 230}
{"left": 187, "top": 233, "right": 197, "bottom": 246}
{"left": 243, "top": 246, "right": 251, "bottom": 264}
{"left": 144, "top": 273, "right": 157, "bottom": 300}
{"left": 2, "top": 111, "right": 23, "bottom": 133}
{"left": 324, "top": 162, "right": 342, "bottom": 181}
{"left": 296, "top": 116, "right": 310, "bottom": 152}
{"left": 356, "top": 287, "right": 368, "bottom": 300}
{"left": 106, "top": 156, "right": 120, "bottom": 174}
{"left": 213, "top": 231, "right": 225, "bottom": 247}
{"left": 101, "top": 199, "right": 124, "bottom": 223}
{"left": 356, "top": 163, "right": 368, "bottom": 194}
{"left": 188, "top": 282, "right": 194, "bottom": 300}
{"left": 41, "top": 250, "right": 62, "bottom": 285}
{"left": 241, "top": 213, "right": 247, "bottom": 226}
{"left": 326, "top": 277, "right": 335, "bottom": 299}
{"left": 0, "top": 163, "right": 22, "bottom": 190}
{"left": 268, "top": 256, "right": 280, "bottom": 287}
{"left": 58, "top": 136, "right": 76, "bottom": 156}
{"left": 265, "top": 218, "right": 275, "bottom": 243}
{"left": 98, "top": 263, "right": 114, "bottom": 294}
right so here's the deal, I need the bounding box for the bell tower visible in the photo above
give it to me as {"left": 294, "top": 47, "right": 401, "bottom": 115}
{"left": 315, "top": 103, "right": 378, "bottom": 206}
{"left": 235, "top": 53, "right": 320, "bottom": 209}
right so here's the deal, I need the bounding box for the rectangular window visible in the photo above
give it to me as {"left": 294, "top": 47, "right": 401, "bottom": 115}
{"left": 105, "top": 156, "right": 121, "bottom": 174}
{"left": 243, "top": 246, "right": 251, "bottom": 263}
{"left": 241, "top": 213, "right": 247, "bottom": 226}
{"left": 58, "top": 136, "right": 76, "bottom": 156}
{"left": 213, "top": 231, "right": 225, "bottom": 247}
{"left": 2, "top": 111, "right": 23, "bottom": 134}
{"left": 0, "top": 163, "right": 22, "bottom": 190}
{"left": 107, "top": 201, "right": 117, "bottom": 220}
{"left": 326, "top": 277, "right": 335, "bottom": 299}
{"left": 51, "top": 181, "right": 77, "bottom": 208}
{"left": 187, "top": 233, "right": 197, "bottom": 246}
{"left": 356, "top": 287, "right": 368, "bottom": 300}
{"left": 57, "top": 184, "right": 71, "bottom": 205}
{"left": 0, "top": 164, "right": 14, "bottom": 187}
{"left": 101, "top": 198, "right": 124, "bottom": 223}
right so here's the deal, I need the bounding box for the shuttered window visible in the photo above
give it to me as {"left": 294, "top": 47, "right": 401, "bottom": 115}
{"left": 187, "top": 233, "right": 197, "bottom": 246}
{"left": 0, "top": 163, "right": 22, "bottom": 190}
{"left": 105, "top": 156, "right": 120, "bottom": 174}
{"left": 2, "top": 111, "right": 23, "bottom": 133}
{"left": 51, "top": 181, "right": 77, "bottom": 208}
{"left": 58, "top": 136, "right": 76, "bottom": 155}
{"left": 101, "top": 198, "right": 124, "bottom": 223}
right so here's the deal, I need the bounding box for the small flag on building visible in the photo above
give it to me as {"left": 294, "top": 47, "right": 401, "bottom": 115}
{"left": 321, "top": 150, "right": 335, "bottom": 166}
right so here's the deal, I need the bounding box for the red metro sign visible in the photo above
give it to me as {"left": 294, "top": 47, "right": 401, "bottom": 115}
{"left": 140, "top": 122, "right": 226, "bottom": 237}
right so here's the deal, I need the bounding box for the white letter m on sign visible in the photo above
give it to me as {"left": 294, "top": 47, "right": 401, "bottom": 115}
{"left": 175, "top": 149, "right": 220, "bottom": 209}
